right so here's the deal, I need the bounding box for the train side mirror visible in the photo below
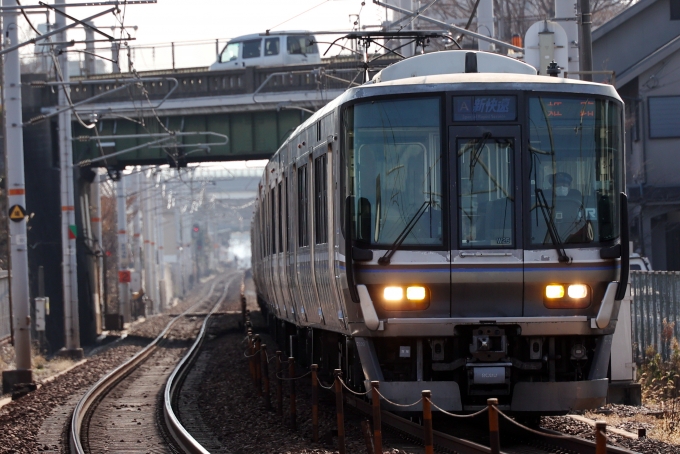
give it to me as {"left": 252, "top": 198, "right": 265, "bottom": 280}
{"left": 358, "top": 197, "right": 372, "bottom": 242}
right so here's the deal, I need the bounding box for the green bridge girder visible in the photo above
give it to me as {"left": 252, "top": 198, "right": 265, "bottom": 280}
{"left": 73, "top": 109, "right": 310, "bottom": 168}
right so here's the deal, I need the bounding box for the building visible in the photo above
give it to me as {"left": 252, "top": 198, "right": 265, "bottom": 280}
{"left": 593, "top": 0, "right": 680, "bottom": 269}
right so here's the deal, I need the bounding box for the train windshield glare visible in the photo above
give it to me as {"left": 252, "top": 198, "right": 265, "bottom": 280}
{"left": 346, "top": 98, "right": 443, "bottom": 247}
{"left": 528, "top": 96, "right": 622, "bottom": 246}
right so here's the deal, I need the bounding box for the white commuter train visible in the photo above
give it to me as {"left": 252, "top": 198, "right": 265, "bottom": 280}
{"left": 251, "top": 50, "right": 628, "bottom": 413}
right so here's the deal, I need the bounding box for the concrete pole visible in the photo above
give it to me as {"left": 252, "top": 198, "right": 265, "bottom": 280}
{"left": 579, "top": 0, "right": 593, "bottom": 81}
{"left": 477, "top": 0, "right": 495, "bottom": 52}
{"left": 142, "top": 171, "right": 155, "bottom": 313}
{"left": 174, "top": 203, "right": 186, "bottom": 297}
{"left": 116, "top": 176, "right": 130, "bottom": 322}
{"left": 84, "top": 20, "right": 95, "bottom": 77}
{"left": 2, "top": 0, "right": 33, "bottom": 384}
{"left": 155, "top": 183, "right": 165, "bottom": 311}
{"left": 89, "top": 171, "right": 103, "bottom": 333}
{"left": 132, "top": 170, "right": 142, "bottom": 275}
{"left": 56, "top": 0, "right": 81, "bottom": 354}
{"left": 555, "top": 0, "right": 579, "bottom": 74}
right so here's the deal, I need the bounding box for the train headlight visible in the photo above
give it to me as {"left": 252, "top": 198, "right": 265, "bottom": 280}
{"left": 383, "top": 286, "right": 404, "bottom": 301}
{"left": 567, "top": 284, "right": 588, "bottom": 299}
{"left": 406, "top": 286, "right": 426, "bottom": 301}
{"left": 545, "top": 285, "right": 565, "bottom": 299}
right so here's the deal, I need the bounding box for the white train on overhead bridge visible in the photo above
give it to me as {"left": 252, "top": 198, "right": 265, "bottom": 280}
{"left": 251, "top": 50, "right": 628, "bottom": 414}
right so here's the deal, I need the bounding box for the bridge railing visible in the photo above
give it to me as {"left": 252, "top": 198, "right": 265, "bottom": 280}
{"left": 631, "top": 270, "right": 680, "bottom": 361}
{"left": 67, "top": 56, "right": 396, "bottom": 104}
{"left": 0, "top": 271, "right": 11, "bottom": 342}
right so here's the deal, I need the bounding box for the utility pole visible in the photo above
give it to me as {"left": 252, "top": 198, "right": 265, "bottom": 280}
{"left": 1, "top": 0, "right": 33, "bottom": 391}
{"left": 579, "top": 0, "right": 593, "bottom": 81}
{"left": 56, "top": 0, "right": 82, "bottom": 356}
{"left": 155, "top": 183, "right": 165, "bottom": 311}
{"left": 89, "top": 169, "right": 103, "bottom": 334}
{"left": 116, "top": 176, "right": 130, "bottom": 323}
{"left": 142, "top": 170, "right": 155, "bottom": 313}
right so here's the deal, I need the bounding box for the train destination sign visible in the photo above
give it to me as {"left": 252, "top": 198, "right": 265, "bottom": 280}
{"left": 453, "top": 96, "right": 517, "bottom": 121}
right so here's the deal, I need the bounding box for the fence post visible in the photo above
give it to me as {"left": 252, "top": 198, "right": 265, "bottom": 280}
{"left": 289, "top": 357, "right": 297, "bottom": 430}
{"left": 595, "top": 421, "right": 607, "bottom": 454}
{"left": 241, "top": 295, "right": 246, "bottom": 327}
{"left": 334, "top": 369, "right": 346, "bottom": 454}
{"left": 262, "top": 344, "right": 270, "bottom": 410}
{"left": 487, "top": 398, "right": 500, "bottom": 454}
{"left": 276, "top": 351, "right": 283, "bottom": 417}
{"left": 423, "top": 390, "right": 433, "bottom": 454}
{"left": 247, "top": 330, "right": 255, "bottom": 383}
{"left": 254, "top": 335, "right": 262, "bottom": 396}
{"left": 371, "top": 381, "right": 382, "bottom": 454}
{"left": 311, "top": 364, "right": 319, "bottom": 442}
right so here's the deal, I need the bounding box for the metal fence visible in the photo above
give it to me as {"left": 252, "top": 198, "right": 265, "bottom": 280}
{"left": 631, "top": 270, "right": 680, "bottom": 361}
{"left": 0, "top": 271, "right": 10, "bottom": 341}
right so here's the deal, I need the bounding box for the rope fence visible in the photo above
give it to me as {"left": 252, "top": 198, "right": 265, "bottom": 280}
{"left": 239, "top": 304, "right": 615, "bottom": 454}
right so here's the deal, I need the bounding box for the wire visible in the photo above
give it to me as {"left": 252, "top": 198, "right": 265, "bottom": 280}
{"left": 266, "top": 0, "right": 330, "bottom": 34}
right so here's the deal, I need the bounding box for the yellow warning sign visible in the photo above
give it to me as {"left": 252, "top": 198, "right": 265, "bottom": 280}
{"left": 8, "top": 205, "right": 26, "bottom": 222}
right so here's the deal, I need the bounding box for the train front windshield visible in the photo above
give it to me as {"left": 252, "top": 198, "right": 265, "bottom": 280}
{"left": 345, "top": 98, "right": 444, "bottom": 247}
{"left": 344, "top": 94, "right": 622, "bottom": 250}
{"left": 528, "top": 97, "right": 622, "bottom": 246}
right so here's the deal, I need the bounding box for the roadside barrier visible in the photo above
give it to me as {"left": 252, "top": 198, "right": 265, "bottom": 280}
{"left": 240, "top": 312, "right": 615, "bottom": 453}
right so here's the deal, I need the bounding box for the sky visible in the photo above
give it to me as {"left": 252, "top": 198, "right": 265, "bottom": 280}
{"left": 19, "top": 0, "right": 391, "bottom": 71}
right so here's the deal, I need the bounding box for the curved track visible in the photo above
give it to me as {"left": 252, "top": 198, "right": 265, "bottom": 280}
{"left": 70, "top": 274, "right": 238, "bottom": 454}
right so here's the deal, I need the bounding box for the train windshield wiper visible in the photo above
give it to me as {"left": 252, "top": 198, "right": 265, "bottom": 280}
{"left": 378, "top": 200, "right": 430, "bottom": 265}
{"left": 535, "top": 188, "right": 570, "bottom": 263}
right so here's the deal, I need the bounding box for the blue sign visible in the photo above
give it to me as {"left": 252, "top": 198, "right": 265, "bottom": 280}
{"left": 454, "top": 96, "right": 516, "bottom": 121}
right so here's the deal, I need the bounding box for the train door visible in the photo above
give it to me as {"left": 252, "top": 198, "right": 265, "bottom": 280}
{"left": 449, "top": 125, "right": 524, "bottom": 317}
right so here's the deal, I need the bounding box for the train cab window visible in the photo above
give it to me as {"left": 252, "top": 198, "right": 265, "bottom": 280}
{"left": 345, "top": 97, "right": 443, "bottom": 247}
{"left": 242, "top": 39, "right": 262, "bottom": 59}
{"left": 314, "top": 154, "right": 328, "bottom": 244}
{"left": 219, "top": 42, "right": 240, "bottom": 62}
{"left": 264, "top": 37, "right": 280, "bottom": 56}
{"left": 457, "top": 136, "right": 515, "bottom": 248}
{"left": 298, "top": 165, "right": 309, "bottom": 247}
{"left": 287, "top": 35, "right": 318, "bottom": 55}
{"left": 528, "top": 97, "right": 622, "bottom": 246}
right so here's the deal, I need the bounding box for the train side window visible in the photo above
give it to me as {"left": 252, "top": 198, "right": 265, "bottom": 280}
{"left": 270, "top": 187, "right": 275, "bottom": 254}
{"left": 285, "top": 175, "right": 290, "bottom": 252}
{"left": 298, "top": 165, "right": 309, "bottom": 247}
{"left": 278, "top": 182, "right": 283, "bottom": 253}
{"left": 314, "top": 154, "right": 328, "bottom": 244}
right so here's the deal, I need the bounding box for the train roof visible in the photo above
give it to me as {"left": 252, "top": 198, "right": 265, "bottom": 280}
{"left": 268, "top": 51, "right": 621, "bottom": 165}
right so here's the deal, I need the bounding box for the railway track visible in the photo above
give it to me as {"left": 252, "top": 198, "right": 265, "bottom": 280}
{"left": 69, "top": 273, "right": 239, "bottom": 454}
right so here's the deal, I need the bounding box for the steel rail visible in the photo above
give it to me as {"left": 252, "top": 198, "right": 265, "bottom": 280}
{"left": 69, "top": 277, "right": 222, "bottom": 454}
{"left": 344, "top": 393, "right": 639, "bottom": 454}
{"left": 162, "top": 272, "right": 238, "bottom": 453}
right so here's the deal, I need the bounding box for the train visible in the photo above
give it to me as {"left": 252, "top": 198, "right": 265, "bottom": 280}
{"left": 251, "top": 50, "right": 628, "bottom": 414}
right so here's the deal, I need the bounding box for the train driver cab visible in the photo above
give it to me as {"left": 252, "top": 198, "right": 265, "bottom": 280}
{"left": 209, "top": 32, "right": 320, "bottom": 71}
